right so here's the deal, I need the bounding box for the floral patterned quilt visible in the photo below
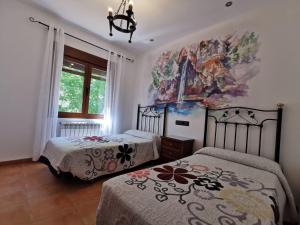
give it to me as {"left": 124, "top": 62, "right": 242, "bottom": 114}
{"left": 96, "top": 147, "right": 297, "bottom": 225}
{"left": 42, "top": 132, "right": 159, "bottom": 180}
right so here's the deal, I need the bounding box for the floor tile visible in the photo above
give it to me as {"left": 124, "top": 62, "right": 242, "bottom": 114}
{"left": 0, "top": 164, "right": 22, "bottom": 177}
{"left": 0, "top": 190, "right": 28, "bottom": 209}
{"left": 0, "top": 161, "right": 108, "bottom": 225}
{"left": 32, "top": 212, "right": 84, "bottom": 225}
{"left": 74, "top": 201, "right": 99, "bottom": 225}
{"left": 0, "top": 179, "right": 26, "bottom": 198}
{"left": 29, "top": 194, "right": 76, "bottom": 222}
{"left": 0, "top": 203, "right": 31, "bottom": 225}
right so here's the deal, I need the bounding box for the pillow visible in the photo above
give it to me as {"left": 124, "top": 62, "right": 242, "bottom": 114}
{"left": 124, "top": 129, "right": 157, "bottom": 140}
{"left": 195, "top": 147, "right": 298, "bottom": 222}
{"left": 195, "top": 147, "right": 283, "bottom": 174}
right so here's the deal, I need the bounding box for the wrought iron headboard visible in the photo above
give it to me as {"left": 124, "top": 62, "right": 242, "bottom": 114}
{"left": 136, "top": 104, "right": 168, "bottom": 136}
{"left": 203, "top": 104, "right": 283, "bottom": 163}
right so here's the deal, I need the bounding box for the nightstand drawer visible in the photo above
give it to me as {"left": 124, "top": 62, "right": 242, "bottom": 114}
{"left": 161, "top": 138, "right": 181, "bottom": 150}
{"left": 160, "top": 136, "right": 194, "bottom": 163}
{"left": 161, "top": 145, "right": 182, "bottom": 155}
{"left": 160, "top": 149, "right": 177, "bottom": 160}
{"left": 160, "top": 150, "right": 184, "bottom": 162}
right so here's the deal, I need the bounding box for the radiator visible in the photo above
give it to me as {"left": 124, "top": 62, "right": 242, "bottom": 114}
{"left": 58, "top": 121, "right": 103, "bottom": 137}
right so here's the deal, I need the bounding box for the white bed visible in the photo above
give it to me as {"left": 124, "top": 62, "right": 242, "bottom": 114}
{"left": 96, "top": 105, "right": 298, "bottom": 225}
{"left": 41, "top": 130, "right": 160, "bottom": 180}
{"left": 96, "top": 148, "right": 298, "bottom": 225}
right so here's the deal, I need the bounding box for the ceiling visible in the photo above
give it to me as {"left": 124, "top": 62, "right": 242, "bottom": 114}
{"left": 22, "top": 0, "right": 280, "bottom": 54}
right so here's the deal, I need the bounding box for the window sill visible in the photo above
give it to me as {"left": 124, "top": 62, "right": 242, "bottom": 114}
{"left": 58, "top": 112, "right": 104, "bottom": 119}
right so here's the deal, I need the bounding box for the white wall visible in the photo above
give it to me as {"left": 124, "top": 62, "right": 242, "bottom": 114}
{"left": 0, "top": 0, "right": 137, "bottom": 161}
{"left": 132, "top": 0, "right": 300, "bottom": 205}
{"left": 1, "top": 0, "right": 299, "bottom": 207}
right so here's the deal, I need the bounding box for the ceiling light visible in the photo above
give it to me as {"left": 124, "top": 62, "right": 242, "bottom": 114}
{"left": 225, "top": 1, "right": 233, "bottom": 7}
{"left": 107, "top": 0, "right": 137, "bottom": 43}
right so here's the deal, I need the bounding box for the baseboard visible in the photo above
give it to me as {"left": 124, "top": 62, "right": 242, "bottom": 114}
{"left": 0, "top": 158, "right": 32, "bottom": 166}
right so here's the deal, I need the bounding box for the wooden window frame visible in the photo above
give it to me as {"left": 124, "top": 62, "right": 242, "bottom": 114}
{"left": 58, "top": 46, "right": 107, "bottom": 119}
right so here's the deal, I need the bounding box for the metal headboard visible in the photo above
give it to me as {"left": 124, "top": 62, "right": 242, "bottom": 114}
{"left": 136, "top": 104, "right": 168, "bottom": 136}
{"left": 203, "top": 104, "right": 283, "bottom": 163}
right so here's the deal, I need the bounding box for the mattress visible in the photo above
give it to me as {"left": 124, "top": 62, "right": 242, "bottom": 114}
{"left": 42, "top": 130, "right": 160, "bottom": 180}
{"left": 96, "top": 147, "right": 297, "bottom": 225}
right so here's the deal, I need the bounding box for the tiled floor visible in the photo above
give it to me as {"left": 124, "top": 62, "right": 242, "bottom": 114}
{"left": 0, "top": 162, "right": 107, "bottom": 225}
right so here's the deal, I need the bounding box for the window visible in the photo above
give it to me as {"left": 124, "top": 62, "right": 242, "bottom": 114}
{"left": 58, "top": 46, "right": 107, "bottom": 119}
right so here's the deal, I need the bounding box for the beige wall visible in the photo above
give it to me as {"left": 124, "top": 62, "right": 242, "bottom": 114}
{"left": 0, "top": 0, "right": 136, "bottom": 161}
{"left": 132, "top": 0, "right": 300, "bottom": 205}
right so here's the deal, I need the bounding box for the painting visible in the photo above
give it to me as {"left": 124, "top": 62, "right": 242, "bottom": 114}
{"left": 148, "top": 31, "right": 260, "bottom": 115}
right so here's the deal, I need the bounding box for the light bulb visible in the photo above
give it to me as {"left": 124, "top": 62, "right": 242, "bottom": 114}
{"left": 108, "top": 7, "right": 113, "bottom": 16}
{"left": 128, "top": 1, "right": 133, "bottom": 10}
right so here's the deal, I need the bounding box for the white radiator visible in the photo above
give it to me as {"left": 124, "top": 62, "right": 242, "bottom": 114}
{"left": 58, "top": 121, "right": 104, "bottom": 137}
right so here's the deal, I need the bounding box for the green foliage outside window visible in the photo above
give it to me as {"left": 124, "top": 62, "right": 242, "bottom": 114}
{"left": 88, "top": 78, "right": 106, "bottom": 114}
{"left": 59, "top": 71, "right": 84, "bottom": 113}
{"left": 58, "top": 71, "right": 106, "bottom": 114}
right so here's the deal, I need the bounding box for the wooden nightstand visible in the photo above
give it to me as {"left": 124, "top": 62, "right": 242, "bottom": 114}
{"left": 160, "top": 135, "right": 194, "bottom": 163}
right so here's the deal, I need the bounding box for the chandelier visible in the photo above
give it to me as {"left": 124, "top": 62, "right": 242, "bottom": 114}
{"left": 107, "top": 0, "right": 137, "bottom": 43}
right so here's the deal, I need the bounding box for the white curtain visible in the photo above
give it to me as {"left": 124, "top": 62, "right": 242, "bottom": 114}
{"left": 103, "top": 53, "right": 125, "bottom": 135}
{"left": 32, "top": 26, "right": 65, "bottom": 161}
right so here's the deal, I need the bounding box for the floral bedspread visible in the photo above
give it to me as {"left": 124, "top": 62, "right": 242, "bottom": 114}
{"left": 96, "top": 148, "right": 297, "bottom": 225}
{"left": 42, "top": 133, "right": 159, "bottom": 180}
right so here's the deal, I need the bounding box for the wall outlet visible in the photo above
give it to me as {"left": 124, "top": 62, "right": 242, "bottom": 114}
{"left": 175, "top": 120, "right": 190, "bottom": 126}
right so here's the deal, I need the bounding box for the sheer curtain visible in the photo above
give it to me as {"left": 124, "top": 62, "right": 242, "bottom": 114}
{"left": 103, "top": 53, "right": 125, "bottom": 135}
{"left": 32, "top": 26, "right": 65, "bottom": 161}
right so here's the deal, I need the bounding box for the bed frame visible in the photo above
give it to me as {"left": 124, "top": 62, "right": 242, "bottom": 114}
{"left": 40, "top": 104, "right": 168, "bottom": 181}
{"left": 203, "top": 104, "right": 283, "bottom": 163}
{"left": 136, "top": 104, "right": 168, "bottom": 136}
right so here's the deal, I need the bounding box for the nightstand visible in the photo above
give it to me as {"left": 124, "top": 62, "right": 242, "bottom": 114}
{"left": 160, "top": 135, "right": 194, "bottom": 163}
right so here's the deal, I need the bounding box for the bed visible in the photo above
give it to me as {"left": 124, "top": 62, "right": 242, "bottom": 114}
{"left": 96, "top": 104, "right": 298, "bottom": 225}
{"left": 39, "top": 104, "right": 168, "bottom": 180}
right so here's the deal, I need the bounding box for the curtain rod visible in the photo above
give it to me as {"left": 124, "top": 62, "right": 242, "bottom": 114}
{"left": 29, "top": 17, "right": 134, "bottom": 62}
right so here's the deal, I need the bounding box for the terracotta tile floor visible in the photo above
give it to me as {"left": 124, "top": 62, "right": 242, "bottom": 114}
{"left": 0, "top": 162, "right": 108, "bottom": 225}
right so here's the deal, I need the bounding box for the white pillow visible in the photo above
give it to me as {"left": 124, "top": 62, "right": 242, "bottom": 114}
{"left": 124, "top": 129, "right": 156, "bottom": 140}
{"left": 195, "top": 147, "right": 282, "bottom": 173}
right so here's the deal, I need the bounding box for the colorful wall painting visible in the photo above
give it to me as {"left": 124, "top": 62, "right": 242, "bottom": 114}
{"left": 148, "top": 31, "right": 260, "bottom": 115}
